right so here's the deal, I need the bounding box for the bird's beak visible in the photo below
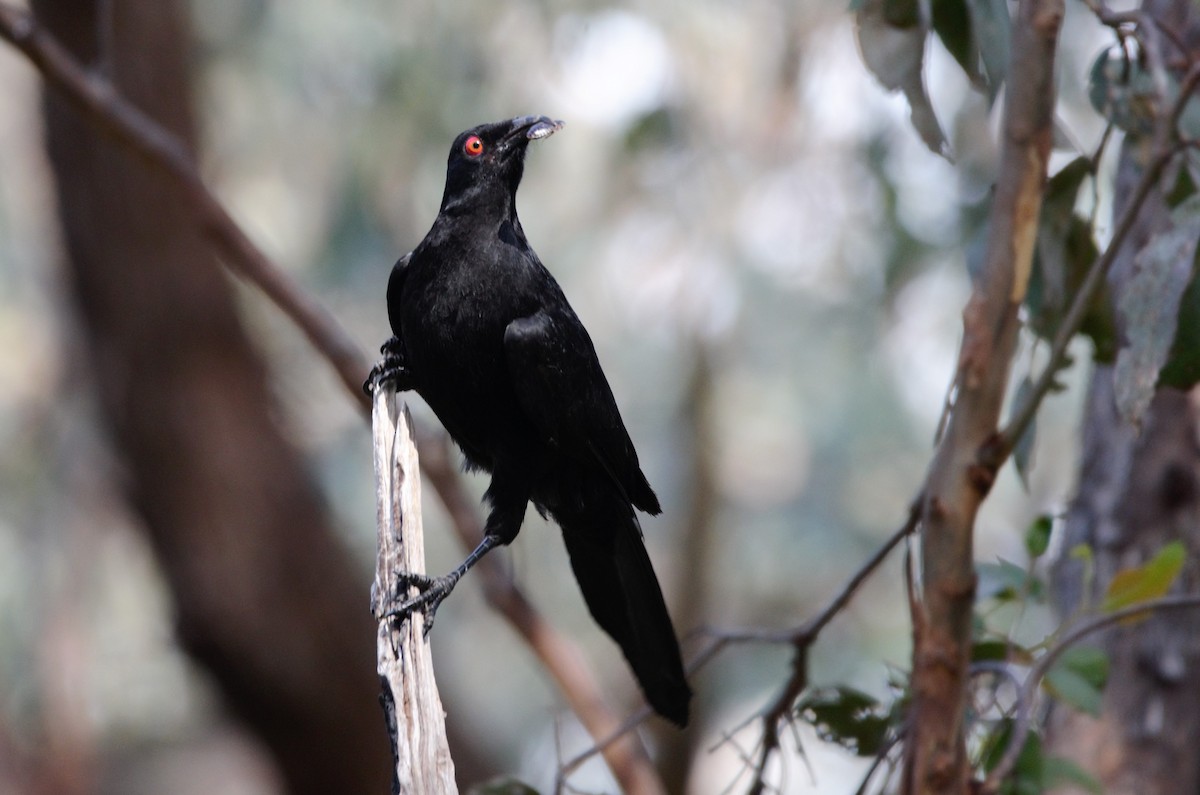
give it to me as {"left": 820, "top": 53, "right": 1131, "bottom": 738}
{"left": 504, "top": 115, "right": 565, "bottom": 143}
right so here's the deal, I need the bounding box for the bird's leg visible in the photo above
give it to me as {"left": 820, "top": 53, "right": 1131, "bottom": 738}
{"left": 384, "top": 534, "right": 502, "bottom": 634}
{"left": 386, "top": 477, "right": 528, "bottom": 634}
{"left": 364, "top": 336, "right": 414, "bottom": 395}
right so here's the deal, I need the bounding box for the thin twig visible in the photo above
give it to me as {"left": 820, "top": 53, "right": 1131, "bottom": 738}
{"left": 980, "top": 594, "right": 1200, "bottom": 792}
{"left": 557, "top": 498, "right": 920, "bottom": 789}
{"left": 705, "top": 499, "right": 920, "bottom": 647}
{"left": 853, "top": 733, "right": 902, "bottom": 795}
{"left": 737, "top": 498, "right": 920, "bottom": 795}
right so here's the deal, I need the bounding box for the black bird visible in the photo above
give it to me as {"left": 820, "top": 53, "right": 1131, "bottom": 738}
{"left": 367, "top": 115, "right": 691, "bottom": 726}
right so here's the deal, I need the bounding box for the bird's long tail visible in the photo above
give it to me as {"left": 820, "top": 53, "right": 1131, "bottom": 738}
{"left": 558, "top": 505, "right": 691, "bottom": 726}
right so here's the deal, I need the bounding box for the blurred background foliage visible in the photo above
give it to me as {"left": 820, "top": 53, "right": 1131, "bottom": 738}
{"left": 0, "top": 0, "right": 1121, "bottom": 791}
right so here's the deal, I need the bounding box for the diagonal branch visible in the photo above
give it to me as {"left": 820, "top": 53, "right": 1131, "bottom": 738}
{"left": 0, "top": 2, "right": 368, "bottom": 401}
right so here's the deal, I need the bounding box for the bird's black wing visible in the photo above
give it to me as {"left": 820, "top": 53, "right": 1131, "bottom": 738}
{"left": 504, "top": 309, "right": 660, "bottom": 515}
{"left": 385, "top": 252, "right": 412, "bottom": 335}
{"left": 505, "top": 308, "right": 688, "bottom": 724}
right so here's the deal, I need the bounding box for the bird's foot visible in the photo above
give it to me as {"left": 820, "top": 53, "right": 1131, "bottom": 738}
{"left": 383, "top": 570, "right": 462, "bottom": 635}
{"left": 364, "top": 338, "right": 414, "bottom": 395}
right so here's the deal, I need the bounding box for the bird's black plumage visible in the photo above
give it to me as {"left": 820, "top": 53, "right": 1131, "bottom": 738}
{"left": 368, "top": 115, "right": 691, "bottom": 725}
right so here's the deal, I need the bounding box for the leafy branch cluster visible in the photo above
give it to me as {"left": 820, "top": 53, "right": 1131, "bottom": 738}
{"left": 797, "top": 0, "right": 1200, "bottom": 792}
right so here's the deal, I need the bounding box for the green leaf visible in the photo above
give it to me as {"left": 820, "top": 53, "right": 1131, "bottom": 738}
{"left": 972, "top": 611, "right": 989, "bottom": 639}
{"left": 973, "top": 637, "right": 1033, "bottom": 664}
{"left": 855, "top": 0, "right": 951, "bottom": 157}
{"left": 1167, "top": 161, "right": 1198, "bottom": 209}
{"left": 1025, "top": 515, "right": 1052, "bottom": 559}
{"left": 978, "top": 559, "right": 1044, "bottom": 602}
{"left": 1158, "top": 200, "right": 1200, "bottom": 389}
{"left": 931, "top": 0, "right": 978, "bottom": 81}
{"left": 883, "top": 0, "right": 921, "bottom": 27}
{"left": 970, "top": 0, "right": 1010, "bottom": 104}
{"left": 1029, "top": 159, "right": 1090, "bottom": 322}
{"left": 1010, "top": 731, "right": 1045, "bottom": 795}
{"left": 1010, "top": 377, "right": 1037, "bottom": 490}
{"left": 1113, "top": 195, "right": 1200, "bottom": 425}
{"left": 1026, "top": 159, "right": 1104, "bottom": 338}
{"left": 1025, "top": 158, "right": 1115, "bottom": 361}
{"left": 1058, "top": 645, "right": 1109, "bottom": 689}
{"left": 1159, "top": 265, "right": 1200, "bottom": 390}
{"left": 1045, "top": 647, "right": 1107, "bottom": 716}
{"left": 1043, "top": 756, "right": 1103, "bottom": 794}
{"left": 1101, "top": 540, "right": 1187, "bottom": 612}
{"left": 980, "top": 720, "right": 1044, "bottom": 795}
{"left": 973, "top": 638, "right": 1011, "bottom": 662}
{"left": 1088, "top": 47, "right": 1200, "bottom": 139}
{"left": 795, "top": 686, "right": 891, "bottom": 756}
{"left": 1089, "top": 47, "right": 1158, "bottom": 136}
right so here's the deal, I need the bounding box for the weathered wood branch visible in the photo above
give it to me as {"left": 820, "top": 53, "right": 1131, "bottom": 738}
{"left": 372, "top": 386, "right": 457, "bottom": 794}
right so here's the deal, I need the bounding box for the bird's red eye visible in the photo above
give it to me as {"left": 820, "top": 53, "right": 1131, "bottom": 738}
{"left": 464, "top": 135, "right": 484, "bottom": 157}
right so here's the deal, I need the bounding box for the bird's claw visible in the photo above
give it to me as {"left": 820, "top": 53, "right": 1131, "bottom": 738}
{"left": 364, "top": 342, "right": 413, "bottom": 396}
{"left": 384, "top": 571, "right": 459, "bottom": 636}
{"left": 364, "top": 362, "right": 405, "bottom": 395}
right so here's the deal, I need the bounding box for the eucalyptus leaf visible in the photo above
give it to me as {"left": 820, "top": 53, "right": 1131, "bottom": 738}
{"left": 931, "top": 0, "right": 979, "bottom": 82}
{"left": 855, "top": 0, "right": 951, "bottom": 157}
{"left": 1010, "top": 376, "right": 1037, "bottom": 490}
{"left": 1056, "top": 645, "right": 1109, "bottom": 689}
{"left": 1044, "top": 756, "right": 1103, "bottom": 794}
{"left": 795, "top": 686, "right": 891, "bottom": 756}
{"left": 980, "top": 720, "right": 1044, "bottom": 795}
{"left": 970, "top": 0, "right": 1010, "bottom": 104}
{"left": 1025, "top": 514, "right": 1052, "bottom": 559}
{"left": 1045, "top": 660, "right": 1104, "bottom": 716}
{"left": 1102, "top": 540, "right": 1186, "bottom": 612}
{"left": 978, "top": 559, "right": 1044, "bottom": 602}
{"left": 1089, "top": 47, "right": 1158, "bottom": 136}
{"left": 1113, "top": 195, "right": 1200, "bottom": 425}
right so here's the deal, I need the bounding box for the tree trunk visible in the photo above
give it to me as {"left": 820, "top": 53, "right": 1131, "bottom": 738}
{"left": 1047, "top": 378, "right": 1200, "bottom": 795}
{"left": 32, "top": 1, "right": 390, "bottom": 792}
{"left": 1046, "top": 3, "right": 1200, "bottom": 789}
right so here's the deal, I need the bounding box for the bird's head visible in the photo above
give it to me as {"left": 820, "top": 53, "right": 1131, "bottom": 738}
{"left": 439, "top": 115, "right": 564, "bottom": 216}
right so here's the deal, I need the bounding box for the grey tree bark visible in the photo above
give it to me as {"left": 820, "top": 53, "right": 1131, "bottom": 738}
{"left": 1046, "top": 3, "right": 1200, "bottom": 790}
